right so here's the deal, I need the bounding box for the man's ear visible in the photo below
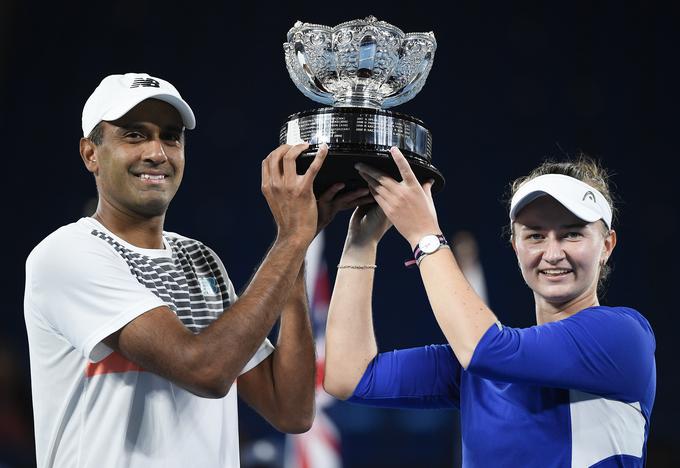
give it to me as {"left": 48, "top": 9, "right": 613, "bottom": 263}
{"left": 80, "top": 138, "right": 99, "bottom": 175}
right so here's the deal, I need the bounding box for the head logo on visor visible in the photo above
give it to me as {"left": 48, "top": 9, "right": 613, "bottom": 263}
{"left": 510, "top": 174, "right": 612, "bottom": 229}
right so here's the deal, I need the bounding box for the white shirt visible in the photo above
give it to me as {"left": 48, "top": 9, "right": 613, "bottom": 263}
{"left": 24, "top": 218, "right": 273, "bottom": 468}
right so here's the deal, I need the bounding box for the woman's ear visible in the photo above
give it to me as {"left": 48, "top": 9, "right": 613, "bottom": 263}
{"left": 601, "top": 229, "right": 617, "bottom": 264}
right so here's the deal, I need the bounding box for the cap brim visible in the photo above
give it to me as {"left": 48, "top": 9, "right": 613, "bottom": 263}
{"left": 509, "top": 174, "right": 611, "bottom": 228}
{"left": 100, "top": 91, "right": 196, "bottom": 130}
{"left": 511, "top": 189, "right": 602, "bottom": 224}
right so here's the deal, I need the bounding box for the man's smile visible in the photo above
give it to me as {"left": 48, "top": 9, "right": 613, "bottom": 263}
{"left": 131, "top": 171, "right": 171, "bottom": 185}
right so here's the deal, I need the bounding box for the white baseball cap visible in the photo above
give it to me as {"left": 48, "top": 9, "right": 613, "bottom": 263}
{"left": 81, "top": 72, "right": 196, "bottom": 136}
{"left": 509, "top": 174, "right": 613, "bottom": 229}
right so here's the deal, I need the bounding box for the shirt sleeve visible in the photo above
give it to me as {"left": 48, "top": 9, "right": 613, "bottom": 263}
{"left": 239, "top": 338, "right": 275, "bottom": 375}
{"left": 348, "top": 344, "right": 462, "bottom": 409}
{"left": 26, "top": 228, "right": 166, "bottom": 362}
{"left": 467, "top": 307, "right": 656, "bottom": 402}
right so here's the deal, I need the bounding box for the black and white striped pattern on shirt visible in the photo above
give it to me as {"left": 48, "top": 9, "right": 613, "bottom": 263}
{"left": 91, "top": 230, "right": 233, "bottom": 333}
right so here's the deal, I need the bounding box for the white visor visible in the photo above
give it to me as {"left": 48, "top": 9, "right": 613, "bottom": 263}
{"left": 82, "top": 73, "right": 196, "bottom": 136}
{"left": 509, "top": 174, "right": 612, "bottom": 229}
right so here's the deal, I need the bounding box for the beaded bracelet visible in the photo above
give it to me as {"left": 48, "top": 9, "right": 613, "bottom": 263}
{"left": 337, "top": 264, "right": 377, "bottom": 269}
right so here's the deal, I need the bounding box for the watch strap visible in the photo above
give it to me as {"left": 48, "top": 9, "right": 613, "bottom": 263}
{"left": 404, "top": 234, "right": 449, "bottom": 268}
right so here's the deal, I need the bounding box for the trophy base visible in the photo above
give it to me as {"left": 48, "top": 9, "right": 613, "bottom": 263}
{"left": 295, "top": 149, "right": 444, "bottom": 197}
{"left": 280, "top": 107, "right": 445, "bottom": 196}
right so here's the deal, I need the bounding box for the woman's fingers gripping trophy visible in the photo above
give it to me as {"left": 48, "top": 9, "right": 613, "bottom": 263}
{"left": 354, "top": 146, "right": 441, "bottom": 248}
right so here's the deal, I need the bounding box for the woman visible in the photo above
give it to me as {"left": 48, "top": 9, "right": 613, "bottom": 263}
{"left": 323, "top": 147, "right": 655, "bottom": 467}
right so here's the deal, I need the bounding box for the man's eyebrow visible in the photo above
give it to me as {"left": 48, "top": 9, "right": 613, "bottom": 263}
{"left": 115, "top": 122, "right": 147, "bottom": 132}
{"left": 163, "top": 125, "right": 184, "bottom": 133}
{"left": 115, "top": 122, "right": 184, "bottom": 133}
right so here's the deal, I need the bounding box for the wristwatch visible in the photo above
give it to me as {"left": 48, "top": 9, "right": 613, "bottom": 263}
{"left": 405, "top": 234, "right": 449, "bottom": 267}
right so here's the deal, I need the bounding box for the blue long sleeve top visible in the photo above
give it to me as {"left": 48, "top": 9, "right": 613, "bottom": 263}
{"left": 349, "top": 306, "right": 656, "bottom": 467}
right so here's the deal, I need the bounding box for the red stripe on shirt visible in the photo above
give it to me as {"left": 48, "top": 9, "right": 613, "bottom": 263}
{"left": 85, "top": 351, "right": 143, "bottom": 377}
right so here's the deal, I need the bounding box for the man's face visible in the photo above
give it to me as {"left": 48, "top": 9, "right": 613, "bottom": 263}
{"left": 89, "top": 99, "right": 185, "bottom": 218}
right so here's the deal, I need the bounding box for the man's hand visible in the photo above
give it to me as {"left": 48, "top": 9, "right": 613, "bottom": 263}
{"left": 316, "top": 183, "right": 373, "bottom": 236}
{"left": 261, "top": 143, "right": 327, "bottom": 244}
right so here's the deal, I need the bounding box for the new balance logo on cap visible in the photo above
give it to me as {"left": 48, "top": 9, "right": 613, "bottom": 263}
{"left": 131, "top": 78, "right": 160, "bottom": 88}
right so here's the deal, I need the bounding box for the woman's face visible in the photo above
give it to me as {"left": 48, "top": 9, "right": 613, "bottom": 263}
{"left": 512, "top": 196, "right": 616, "bottom": 306}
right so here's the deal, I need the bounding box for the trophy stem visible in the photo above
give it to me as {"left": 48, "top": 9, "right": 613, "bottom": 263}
{"left": 334, "top": 95, "right": 383, "bottom": 109}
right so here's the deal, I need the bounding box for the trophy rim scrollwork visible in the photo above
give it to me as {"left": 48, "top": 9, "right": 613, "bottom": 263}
{"left": 283, "top": 15, "right": 437, "bottom": 110}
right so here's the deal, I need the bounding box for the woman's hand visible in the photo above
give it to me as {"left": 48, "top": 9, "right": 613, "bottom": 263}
{"left": 355, "top": 147, "right": 441, "bottom": 249}
{"left": 345, "top": 203, "right": 393, "bottom": 250}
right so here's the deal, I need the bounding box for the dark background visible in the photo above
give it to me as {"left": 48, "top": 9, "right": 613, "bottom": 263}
{"left": 1, "top": 1, "right": 677, "bottom": 467}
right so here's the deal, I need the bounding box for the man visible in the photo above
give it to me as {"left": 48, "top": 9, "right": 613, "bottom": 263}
{"left": 24, "top": 73, "right": 369, "bottom": 467}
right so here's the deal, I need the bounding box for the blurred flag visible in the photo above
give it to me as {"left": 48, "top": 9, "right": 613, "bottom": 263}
{"left": 451, "top": 230, "right": 488, "bottom": 304}
{"left": 284, "top": 231, "right": 342, "bottom": 468}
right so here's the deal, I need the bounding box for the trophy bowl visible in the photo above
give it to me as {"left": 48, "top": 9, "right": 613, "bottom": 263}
{"left": 280, "top": 16, "right": 444, "bottom": 196}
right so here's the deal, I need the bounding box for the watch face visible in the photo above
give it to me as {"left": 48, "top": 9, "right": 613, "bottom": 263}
{"left": 419, "top": 235, "right": 440, "bottom": 254}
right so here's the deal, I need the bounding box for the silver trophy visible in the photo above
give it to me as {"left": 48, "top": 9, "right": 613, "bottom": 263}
{"left": 280, "top": 16, "right": 444, "bottom": 195}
